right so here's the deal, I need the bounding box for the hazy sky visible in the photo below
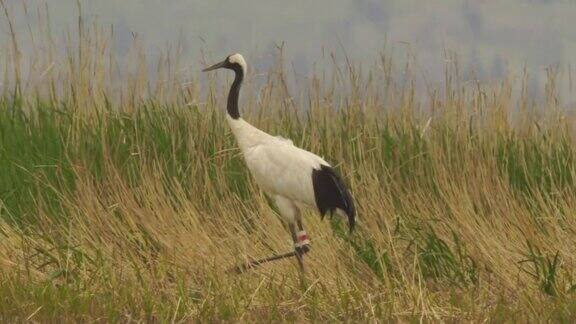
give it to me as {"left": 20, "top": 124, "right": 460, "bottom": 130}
{"left": 2, "top": 0, "right": 576, "bottom": 85}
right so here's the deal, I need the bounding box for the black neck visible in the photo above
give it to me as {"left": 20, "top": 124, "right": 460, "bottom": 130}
{"left": 227, "top": 65, "right": 244, "bottom": 119}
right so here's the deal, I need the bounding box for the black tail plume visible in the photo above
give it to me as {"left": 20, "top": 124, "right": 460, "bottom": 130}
{"left": 312, "top": 165, "right": 356, "bottom": 231}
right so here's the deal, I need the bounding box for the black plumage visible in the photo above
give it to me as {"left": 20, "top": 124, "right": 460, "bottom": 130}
{"left": 312, "top": 165, "right": 356, "bottom": 231}
{"left": 226, "top": 63, "right": 244, "bottom": 119}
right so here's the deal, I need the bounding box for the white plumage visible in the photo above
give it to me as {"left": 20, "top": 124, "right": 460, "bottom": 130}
{"left": 228, "top": 116, "right": 326, "bottom": 208}
{"left": 203, "top": 53, "right": 355, "bottom": 271}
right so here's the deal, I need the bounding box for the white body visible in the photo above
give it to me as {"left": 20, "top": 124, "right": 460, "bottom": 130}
{"left": 227, "top": 115, "right": 329, "bottom": 222}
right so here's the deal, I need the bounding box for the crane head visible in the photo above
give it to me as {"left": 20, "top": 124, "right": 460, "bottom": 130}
{"left": 202, "top": 53, "right": 246, "bottom": 74}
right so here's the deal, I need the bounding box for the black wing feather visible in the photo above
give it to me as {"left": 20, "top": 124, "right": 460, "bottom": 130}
{"left": 312, "top": 165, "right": 356, "bottom": 231}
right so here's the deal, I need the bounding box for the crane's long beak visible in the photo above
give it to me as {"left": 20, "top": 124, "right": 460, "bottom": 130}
{"left": 202, "top": 60, "right": 227, "bottom": 72}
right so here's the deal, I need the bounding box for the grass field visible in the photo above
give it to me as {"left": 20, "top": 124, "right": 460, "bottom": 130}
{"left": 1, "top": 6, "right": 576, "bottom": 322}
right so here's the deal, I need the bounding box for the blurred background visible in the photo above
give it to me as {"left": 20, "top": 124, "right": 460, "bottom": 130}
{"left": 2, "top": 0, "right": 576, "bottom": 99}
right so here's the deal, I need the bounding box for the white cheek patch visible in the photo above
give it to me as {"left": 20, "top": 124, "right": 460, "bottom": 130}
{"left": 228, "top": 53, "right": 247, "bottom": 73}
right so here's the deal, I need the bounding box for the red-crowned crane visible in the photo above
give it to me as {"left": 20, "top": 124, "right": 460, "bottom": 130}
{"left": 203, "top": 53, "right": 355, "bottom": 272}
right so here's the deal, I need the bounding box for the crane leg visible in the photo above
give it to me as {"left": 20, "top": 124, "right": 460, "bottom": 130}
{"left": 273, "top": 196, "right": 310, "bottom": 271}
{"left": 295, "top": 216, "right": 310, "bottom": 256}
{"left": 289, "top": 223, "right": 306, "bottom": 272}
